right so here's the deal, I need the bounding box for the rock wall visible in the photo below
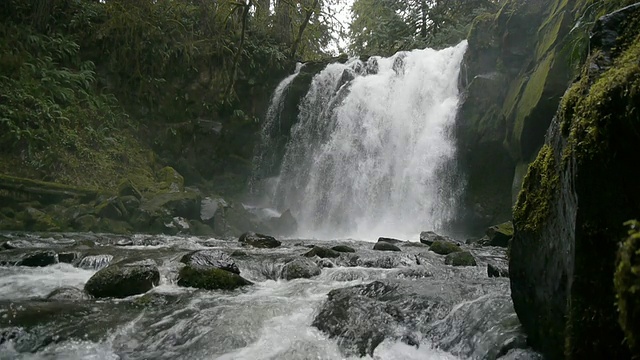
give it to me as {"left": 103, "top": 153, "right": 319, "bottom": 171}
{"left": 457, "top": 0, "right": 620, "bottom": 233}
{"left": 510, "top": 3, "right": 640, "bottom": 358}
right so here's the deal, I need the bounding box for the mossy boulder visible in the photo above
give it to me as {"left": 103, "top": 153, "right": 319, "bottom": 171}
{"left": 281, "top": 258, "right": 321, "bottom": 280}
{"left": 485, "top": 221, "right": 514, "bottom": 247}
{"left": 177, "top": 266, "right": 252, "bottom": 290}
{"left": 429, "top": 241, "right": 462, "bottom": 255}
{"left": 84, "top": 259, "right": 160, "bottom": 298}
{"left": 18, "top": 207, "right": 60, "bottom": 232}
{"left": 444, "top": 251, "right": 477, "bottom": 267}
{"left": 615, "top": 221, "right": 640, "bottom": 357}
{"left": 117, "top": 179, "right": 143, "bottom": 200}
{"left": 304, "top": 246, "right": 340, "bottom": 258}
{"left": 157, "top": 166, "right": 184, "bottom": 192}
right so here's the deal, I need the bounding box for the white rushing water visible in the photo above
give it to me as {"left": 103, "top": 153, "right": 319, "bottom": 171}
{"left": 270, "top": 41, "right": 468, "bottom": 240}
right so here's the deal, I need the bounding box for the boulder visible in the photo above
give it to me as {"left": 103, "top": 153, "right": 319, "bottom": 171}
{"left": 331, "top": 245, "right": 356, "bottom": 253}
{"left": 189, "top": 220, "right": 214, "bottom": 236}
{"left": 377, "top": 237, "right": 404, "bottom": 244}
{"left": 95, "top": 198, "right": 123, "bottom": 220}
{"left": 84, "top": 259, "right": 160, "bottom": 298}
{"left": 429, "top": 241, "right": 462, "bottom": 255}
{"left": 373, "top": 242, "right": 401, "bottom": 252}
{"left": 281, "top": 258, "right": 321, "bottom": 280}
{"left": 488, "top": 263, "right": 509, "bottom": 278}
{"left": 485, "top": 221, "right": 514, "bottom": 247}
{"left": 19, "top": 251, "right": 58, "bottom": 267}
{"left": 180, "top": 250, "right": 239, "bottom": 274}
{"left": 266, "top": 209, "right": 298, "bottom": 236}
{"left": 74, "top": 214, "right": 99, "bottom": 232}
{"left": 141, "top": 190, "right": 201, "bottom": 220}
{"left": 157, "top": 166, "right": 184, "bottom": 192}
{"left": 303, "top": 246, "right": 340, "bottom": 258}
{"left": 177, "top": 266, "right": 252, "bottom": 290}
{"left": 19, "top": 208, "right": 59, "bottom": 232}
{"left": 239, "top": 232, "right": 281, "bottom": 248}
{"left": 444, "top": 251, "right": 477, "bottom": 266}
{"left": 117, "top": 179, "right": 142, "bottom": 200}
{"left": 57, "top": 251, "right": 81, "bottom": 264}
{"left": 419, "top": 231, "right": 451, "bottom": 245}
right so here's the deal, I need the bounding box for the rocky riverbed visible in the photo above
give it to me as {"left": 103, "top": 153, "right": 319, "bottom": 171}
{"left": 0, "top": 231, "right": 537, "bottom": 359}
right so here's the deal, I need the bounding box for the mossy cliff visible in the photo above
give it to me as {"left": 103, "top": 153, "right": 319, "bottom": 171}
{"left": 510, "top": 3, "right": 640, "bottom": 359}
{"left": 457, "top": 0, "right": 637, "bottom": 232}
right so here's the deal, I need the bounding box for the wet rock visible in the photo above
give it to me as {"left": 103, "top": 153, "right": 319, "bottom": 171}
{"left": 429, "top": 241, "right": 462, "bottom": 255}
{"left": 117, "top": 179, "right": 142, "bottom": 200}
{"left": 57, "top": 251, "right": 81, "bottom": 264}
{"left": 190, "top": 220, "right": 214, "bottom": 236}
{"left": 230, "top": 250, "right": 248, "bottom": 257}
{"left": 119, "top": 195, "right": 141, "bottom": 214}
{"left": 177, "top": 266, "right": 252, "bottom": 290}
{"left": 373, "top": 242, "right": 401, "bottom": 252}
{"left": 239, "top": 232, "right": 281, "bottom": 248}
{"left": 74, "top": 214, "right": 99, "bottom": 232}
{"left": 19, "top": 251, "right": 58, "bottom": 267}
{"left": 486, "top": 221, "right": 513, "bottom": 247}
{"left": 141, "top": 190, "right": 201, "bottom": 220}
{"left": 317, "top": 258, "right": 335, "bottom": 268}
{"left": 20, "top": 208, "right": 60, "bottom": 232}
{"left": 377, "top": 237, "right": 404, "bottom": 244}
{"left": 45, "top": 287, "right": 88, "bottom": 301}
{"left": 488, "top": 263, "right": 509, "bottom": 278}
{"left": 303, "top": 246, "right": 340, "bottom": 258}
{"left": 312, "top": 280, "right": 465, "bottom": 356}
{"left": 420, "top": 231, "right": 452, "bottom": 246}
{"left": 357, "top": 254, "right": 415, "bottom": 269}
{"left": 445, "top": 251, "right": 477, "bottom": 266}
{"left": 180, "top": 249, "right": 239, "bottom": 274}
{"left": 281, "top": 258, "right": 321, "bottom": 280}
{"left": 266, "top": 209, "right": 298, "bottom": 236}
{"left": 331, "top": 245, "right": 356, "bottom": 253}
{"left": 95, "top": 198, "right": 123, "bottom": 220}
{"left": 84, "top": 259, "right": 160, "bottom": 298}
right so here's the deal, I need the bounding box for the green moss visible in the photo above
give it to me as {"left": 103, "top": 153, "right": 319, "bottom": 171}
{"left": 429, "top": 241, "right": 462, "bottom": 255}
{"left": 177, "top": 266, "right": 252, "bottom": 290}
{"left": 535, "top": 11, "right": 566, "bottom": 61}
{"left": 513, "top": 144, "right": 559, "bottom": 233}
{"left": 444, "top": 251, "right": 477, "bottom": 266}
{"left": 615, "top": 220, "right": 640, "bottom": 356}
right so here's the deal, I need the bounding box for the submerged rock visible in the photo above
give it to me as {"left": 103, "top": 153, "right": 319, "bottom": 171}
{"left": 429, "top": 241, "right": 462, "bottom": 255}
{"left": 373, "top": 242, "right": 401, "bottom": 252}
{"left": 331, "top": 245, "right": 356, "bottom": 253}
{"left": 281, "top": 258, "right": 321, "bottom": 280}
{"left": 177, "top": 266, "right": 252, "bottom": 290}
{"left": 18, "top": 251, "right": 58, "bottom": 267}
{"left": 45, "top": 287, "right": 88, "bottom": 301}
{"left": 239, "top": 232, "right": 281, "bottom": 248}
{"left": 180, "top": 249, "right": 239, "bottom": 274}
{"left": 84, "top": 259, "right": 160, "bottom": 298}
{"left": 303, "top": 246, "right": 340, "bottom": 258}
{"left": 445, "top": 251, "right": 477, "bottom": 267}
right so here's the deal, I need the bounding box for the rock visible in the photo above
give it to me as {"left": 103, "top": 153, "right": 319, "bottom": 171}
{"left": 488, "top": 263, "right": 509, "bottom": 278}
{"left": 373, "top": 242, "right": 401, "bottom": 252}
{"left": 117, "top": 179, "right": 142, "bottom": 200}
{"left": 331, "top": 245, "right": 356, "bottom": 253}
{"left": 84, "top": 259, "right": 160, "bottom": 298}
{"left": 281, "top": 258, "right": 321, "bottom": 280}
{"left": 429, "top": 241, "right": 462, "bottom": 255}
{"left": 177, "top": 266, "right": 252, "bottom": 290}
{"left": 444, "top": 251, "right": 477, "bottom": 266}
{"left": 239, "top": 232, "right": 281, "bottom": 248}
{"left": 119, "top": 195, "right": 141, "bottom": 214}
{"left": 230, "top": 250, "right": 248, "bottom": 257}
{"left": 317, "top": 258, "right": 335, "bottom": 268}
{"left": 57, "top": 251, "right": 81, "bottom": 264}
{"left": 141, "top": 190, "right": 201, "bottom": 220}
{"left": 162, "top": 216, "right": 191, "bottom": 235}
{"left": 95, "top": 198, "right": 123, "bottom": 220}
{"left": 486, "top": 221, "right": 514, "bottom": 247}
{"left": 267, "top": 209, "right": 298, "bottom": 236}
{"left": 189, "top": 220, "right": 214, "bottom": 236}
{"left": 356, "top": 254, "right": 416, "bottom": 269}
{"left": 180, "top": 250, "right": 239, "bottom": 274}
{"left": 303, "top": 246, "right": 340, "bottom": 258}
{"left": 614, "top": 222, "right": 640, "bottom": 356}
{"left": 419, "top": 231, "right": 451, "bottom": 245}
{"left": 157, "top": 166, "right": 184, "bottom": 192}
{"left": 45, "top": 287, "right": 88, "bottom": 301}
{"left": 377, "top": 237, "right": 404, "bottom": 244}
{"left": 19, "top": 251, "right": 58, "bottom": 267}
{"left": 74, "top": 214, "right": 99, "bottom": 232}
{"left": 20, "top": 208, "right": 60, "bottom": 232}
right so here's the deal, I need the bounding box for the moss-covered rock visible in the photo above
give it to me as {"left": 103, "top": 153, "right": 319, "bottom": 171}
{"left": 157, "top": 166, "right": 184, "bottom": 193}
{"left": 84, "top": 259, "right": 160, "bottom": 298}
{"left": 429, "top": 241, "right": 462, "bottom": 255}
{"left": 18, "top": 207, "right": 60, "bottom": 232}
{"left": 485, "top": 221, "right": 514, "bottom": 247}
{"left": 177, "top": 266, "right": 252, "bottom": 290}
{"left": 444, "top": 251, "right": 477, "bottom": 267}
{"left": 615, "top": 221, "right": 640, "bottom": 357}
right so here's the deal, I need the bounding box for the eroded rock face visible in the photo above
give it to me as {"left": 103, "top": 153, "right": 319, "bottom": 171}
{"left": 84, "top": 259, "right": 160, "bottom": 298}
{"left": 239, "top": 232, "right": 281, "bottom": 249}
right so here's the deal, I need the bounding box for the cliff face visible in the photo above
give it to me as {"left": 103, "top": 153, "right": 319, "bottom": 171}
{"left": 510, "top": 3, "right": 640, "bottom": 359}
{"left": 457, "top": 0, "right": 632, "bottom": 233}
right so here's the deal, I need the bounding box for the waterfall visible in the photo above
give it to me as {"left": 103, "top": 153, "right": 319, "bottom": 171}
{"left": 249, "top": 63, "right": 304, "bottom": 194}
{"left": 268, "top": 41, "right": 467, "bottom": 240}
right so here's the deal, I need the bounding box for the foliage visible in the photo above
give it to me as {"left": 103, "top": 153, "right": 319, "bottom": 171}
{"left": 349, "top": 0, "right": 502, "bottom": 55}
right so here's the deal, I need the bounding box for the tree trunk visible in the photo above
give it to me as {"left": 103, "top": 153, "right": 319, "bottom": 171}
{"left": 290, "top": 0, "right": 320, "bottom": 60}
{"left": 225, "top": 0, "right": 253, "bottom": 102}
